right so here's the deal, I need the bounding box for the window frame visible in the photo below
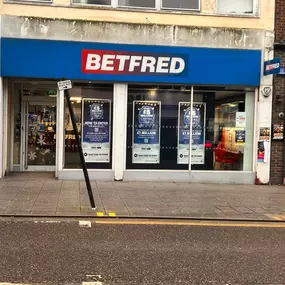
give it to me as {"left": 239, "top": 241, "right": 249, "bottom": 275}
{"left": 117, "top": 0, "right": 156, "bottom": 10}
{"left": 160, "top": 0, "right": 200, "bottom": 12}
{"left": 71, "top": 0, "right": 201, "bottom": 12}
{"left": 5, "top": 0, "right": 53, "bottom": 3}
{"left": 216, "top": 0, "right": 259, "bottom": 16}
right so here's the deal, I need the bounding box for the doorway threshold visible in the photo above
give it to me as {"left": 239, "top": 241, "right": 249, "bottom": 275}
{"left": 5, "top": 172, "right": 55, "bottom": 180}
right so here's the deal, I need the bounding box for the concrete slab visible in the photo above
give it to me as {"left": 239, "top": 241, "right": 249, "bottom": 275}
{"left": 1, "top": 177, "right": 285, "bottom": 220}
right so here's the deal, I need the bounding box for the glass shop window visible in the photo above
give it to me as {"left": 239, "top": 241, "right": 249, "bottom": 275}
{"left": 126, "top": 86, "right": 254, "bottom": 171}
{"left": 64, "top": 84, "right": 113, "bottom": 169}
{"left": 126, "top": 86, "right": 190, "bottom": 170}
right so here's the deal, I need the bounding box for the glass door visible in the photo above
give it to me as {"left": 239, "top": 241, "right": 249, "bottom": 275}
{"left": 23, "top": 102, "right": 57, "bottom": 171}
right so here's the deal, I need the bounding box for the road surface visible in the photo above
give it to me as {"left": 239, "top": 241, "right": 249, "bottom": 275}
{"left": 0, "top": 219, "right": 284, "bottom": 284}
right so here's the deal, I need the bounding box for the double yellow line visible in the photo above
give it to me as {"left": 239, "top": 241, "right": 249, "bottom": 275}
{"left": 95, "top": 219, "right": 285, "bottom": 228}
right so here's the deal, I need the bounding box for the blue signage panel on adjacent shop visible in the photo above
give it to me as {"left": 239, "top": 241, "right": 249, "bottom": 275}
{"left": 1, "top": 37, "right": 261, "bottom": 86}
{"left": 264, "top": 58, "right": 281, "bottom": 76}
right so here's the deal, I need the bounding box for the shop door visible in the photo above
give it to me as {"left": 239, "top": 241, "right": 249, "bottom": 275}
{"left": 22, "top": 101, "right": 57, "bottom": 171}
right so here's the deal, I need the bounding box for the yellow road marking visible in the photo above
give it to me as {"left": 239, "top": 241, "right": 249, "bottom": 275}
{"left": 96, "top": 212, "right": 104, "bottom": 217}
{"left": 108, "top": 212, "right": 116, "bottom": 217}
{"left": 95, "top": 219, "right": 285, "bottom": 228}
{"left": 273, "top": 216, "right": 283, "bottom": 221}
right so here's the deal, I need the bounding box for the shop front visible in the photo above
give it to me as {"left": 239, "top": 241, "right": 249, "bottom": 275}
{"left": 0, "top": 37, "right": 261, "bottom": 183}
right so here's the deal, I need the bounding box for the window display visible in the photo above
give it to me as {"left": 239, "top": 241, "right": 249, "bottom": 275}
{"left": 64, "top": 84, "right": 113, "bottom": 169}
{"left": 127, "top": 86, "right": 254, "bottom": 171}
{"left": 132, "top": 101, "right": 161, "bottom": 164}
{"left": 177, "top": 102, "right": 206, "bottom": 165}
{"left": 127, "top": 86, "right": 190, "bottom": 170}
{"left": 26, "top": 104, "right": 56, "bottom": 166}
{"left": 82, "top": 99, "right": 111, "bottom": 163}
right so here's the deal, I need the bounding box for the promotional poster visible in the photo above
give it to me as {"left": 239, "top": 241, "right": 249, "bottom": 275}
{"left": 177, "top": 102, "right": 205, "bottom": 164}
{"left": 272, "top": 124, "right": 284, "bottom": 140}
{"left": 257, "top": 141, "right": 265, "bottom": 162}
{"left": 82, "top": 99, "right": 111, "bottom": 163}
{"left": 235, "top": 130, "right": 246, "bottom": 144}
{"left": 132, "top": 101, "right": 161, "bottom": 164}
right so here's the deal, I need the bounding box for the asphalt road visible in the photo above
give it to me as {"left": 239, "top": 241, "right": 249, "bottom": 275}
{"left": 0, "top": 219, "right": 285, "bottom": 285}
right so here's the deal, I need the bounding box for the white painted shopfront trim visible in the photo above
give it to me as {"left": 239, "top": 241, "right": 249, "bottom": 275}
{"left": 0, "top": 77, "right": 3, "bottom": 178}
{"left": 113, "top": 84, "right": 128, "bottom": 181}
{"left": 55, "top": 89, "right": 65, "bottom": 178}
{"left": 123, "top": 170, "right": 255, "bottom": 184}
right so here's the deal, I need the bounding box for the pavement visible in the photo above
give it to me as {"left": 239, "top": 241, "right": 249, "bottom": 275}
{"left": 1, "top": 219, "right": 285, "bottom": 284}
{"left": 1, "top": 173, "right": 285, "bottom": 221}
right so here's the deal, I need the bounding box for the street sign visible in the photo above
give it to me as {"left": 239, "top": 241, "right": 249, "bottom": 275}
{"left": 57, "top": 80, "right": 72, "bottom": 91}
{"left": 264, "top": 58, "right": 281, "bottom": 76}
{"left": 279, "top": 67, "right": 285, "bottom": 75}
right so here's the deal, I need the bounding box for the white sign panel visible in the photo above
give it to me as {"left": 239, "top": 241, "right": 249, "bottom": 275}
{"left": 57, "top": 80, "right": 72, "bottom": 91}
{"left": 236, "top": 112, "right": 246, "bottom": 128}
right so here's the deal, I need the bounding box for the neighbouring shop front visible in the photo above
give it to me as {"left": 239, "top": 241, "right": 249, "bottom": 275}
{"left": 0, "top": 37, "right": 261, "bottom": 183}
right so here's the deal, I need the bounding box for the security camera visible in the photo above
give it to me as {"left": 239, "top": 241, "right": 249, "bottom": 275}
{"left": 279, "top": 112, "right": 284, "bottom": 119}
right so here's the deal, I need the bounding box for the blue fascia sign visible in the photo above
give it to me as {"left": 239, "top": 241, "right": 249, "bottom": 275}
{"left": 1, "top": 37, "right": 261, "bottom": 86}
{"left": 264, "top": 58, "right": 281, "bottom": 76}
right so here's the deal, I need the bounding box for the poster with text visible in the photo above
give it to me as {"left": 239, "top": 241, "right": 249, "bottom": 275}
{"left": 132, "top": 101, "right": 161, "bottom": 164}
{"left": 82, "top": 98, "right": 111, "bottom": 163}
{"left": 235, "top": 130, "right": 246, "bottom": 144}
{"left": 272, "top": 124, "right": 284, "bottom": 140}
{"left": 236, "top": 112, "right": 246, "bottom": 128}
{"left": 177, "top": 102, "right": 206, "bottom": 164}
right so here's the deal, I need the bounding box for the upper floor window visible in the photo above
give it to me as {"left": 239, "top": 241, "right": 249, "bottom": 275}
{"left": 217, "top": 0, "right": 256, "bottom": 15}
{"left": 73, "top": 0, "right": 111, "bottom": 4}
{"left": 73, "top": 0, "right": 200, "bottom": 11}
{"left": 161, "top": 0, "right": 200, "bottom": 10}
{"left": 118, "top": 0, "right": 155, "bottom": 9}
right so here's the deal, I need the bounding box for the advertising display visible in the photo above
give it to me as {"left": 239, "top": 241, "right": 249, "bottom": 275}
{"left": 178, "top": 102, "right": 206, "bottom": 164}
{"left": 272, "top": 124, "right": 284, "bottom": 140}
{"left": 235, "top": 130, "right": 246, "bottom": 144}
{"left": 236, "top": 112, "right": 246, "bottom": 128}
{"left": 82, "top": 99, "right": 111, "bottom": 163}
{"left": 132, "top": 101, "right": 161, "bottom": 164}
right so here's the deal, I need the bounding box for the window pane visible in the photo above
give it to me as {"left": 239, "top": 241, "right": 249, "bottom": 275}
{"left": 13, "top": 85, "right": 22, "bottom": 165}
{"left": 191, "top": 89, "right": 254, "bottom": 171}
{"left": 126, "top": 86, "right": 190, "bottom": 170}
{"left": 162, "top": 0, "right": 199, "bottom": 10}
{"left": 217, "top": 0, "right": 253, "bottom": 14}
{"left": 73, "top": 0, "right": 111, "bottom": 5}
{"left": 64, "top": 84, "right": 113, "bottom": 169}
{"left": 118, "top": 0, "right": 155, "bottom": 8}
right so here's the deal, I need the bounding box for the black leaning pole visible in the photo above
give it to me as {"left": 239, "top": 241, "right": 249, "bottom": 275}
{"left": 64, "top": 88, "right": 96, "bottom": 209}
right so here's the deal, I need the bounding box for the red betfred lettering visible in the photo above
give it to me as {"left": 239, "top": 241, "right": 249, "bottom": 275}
{"left": 82, "top": 50, "right": 186, "bottom": 75}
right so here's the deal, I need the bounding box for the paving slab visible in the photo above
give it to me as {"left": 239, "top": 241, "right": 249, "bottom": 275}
{"left": 1, "top": 175, "right": 285, "bottom": 220}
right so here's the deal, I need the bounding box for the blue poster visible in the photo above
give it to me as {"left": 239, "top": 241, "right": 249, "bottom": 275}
{"left": 235, "top": 130, "right": 246, "bottom": 144}
{"left": 82, "top": 99, "right": 111, "bottom": 163}
{"left": 178, "top": 102, "right": 205, "bottom": 164}
{"left": 132, "top": 101, "right": 161, "bottom": 164}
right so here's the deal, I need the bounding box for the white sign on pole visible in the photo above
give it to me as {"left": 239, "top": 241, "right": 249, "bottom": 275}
{"left": 57, "top": 80, "right": 72, "bottom": 91}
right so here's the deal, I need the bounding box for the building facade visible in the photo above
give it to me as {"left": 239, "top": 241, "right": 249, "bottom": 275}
{"left": 0, "top": 0, "right": 276, "bottom": 183}
{"left": 271, "top": 0, "right": 285, "bottom": 185}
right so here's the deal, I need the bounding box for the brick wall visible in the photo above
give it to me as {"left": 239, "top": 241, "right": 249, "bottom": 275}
{"left": 271, "top": 0, "right": 285, "bottom": 184}
{"left": 271, "top": 50, "right": 285, "bottom": 185}
{"left": 275, "top": 0, "right": 285, "bottom": 43}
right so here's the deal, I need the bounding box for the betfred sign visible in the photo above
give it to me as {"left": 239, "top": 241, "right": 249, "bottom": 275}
{"left": 82, "top": 50, "right": 187, "bottom": 75}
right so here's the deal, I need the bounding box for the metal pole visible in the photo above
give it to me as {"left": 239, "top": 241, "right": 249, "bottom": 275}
{"left": 64, "top": 89, "right": 96, "bottom": 209}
